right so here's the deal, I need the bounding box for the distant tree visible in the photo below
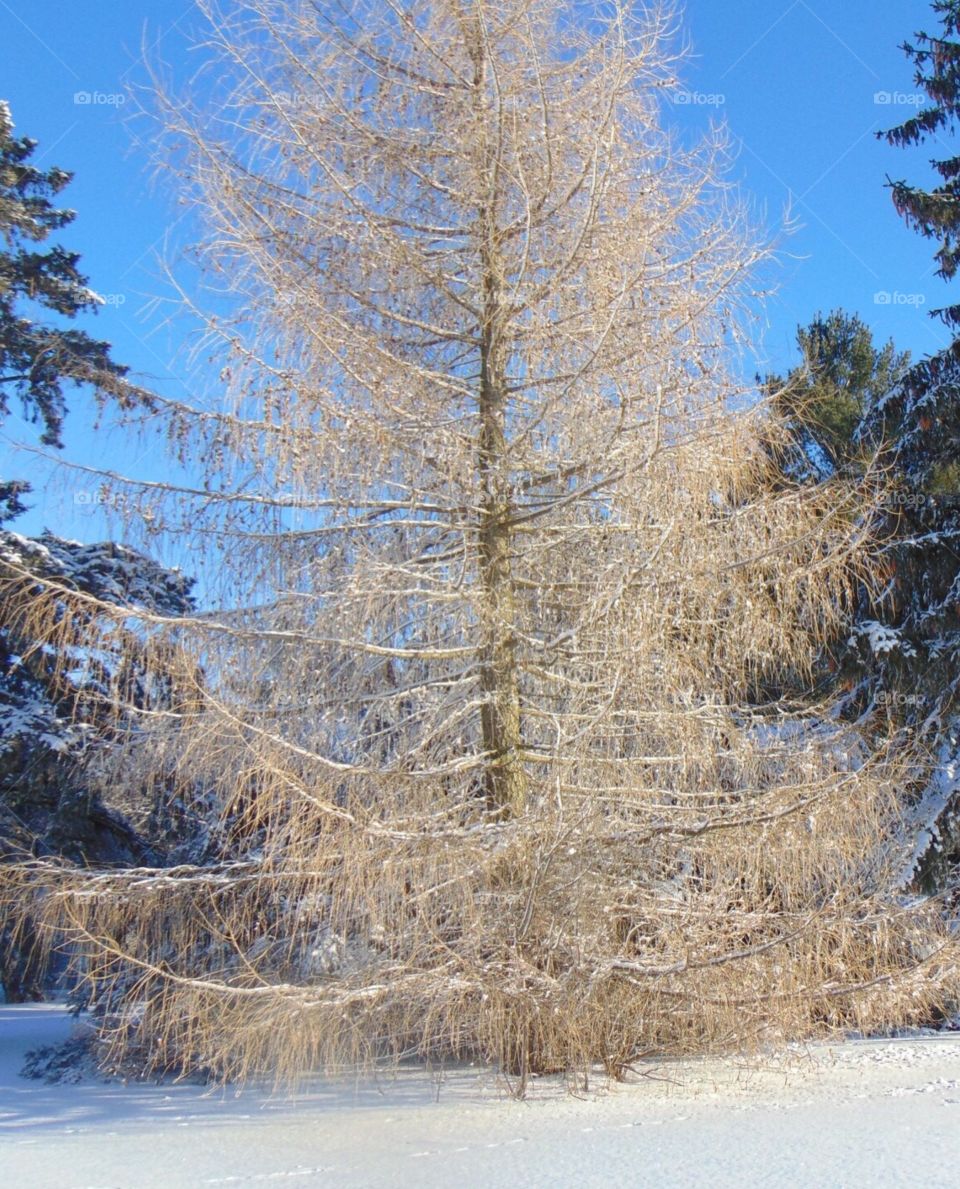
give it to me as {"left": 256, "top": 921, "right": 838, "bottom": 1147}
{"left": 0, "top": 105, "right": 202, "bottom": 1000}
{"left": 0, "top": 100, "right": 128, "bottom": 521}
{"left": 832, "top": 4, "right": 960, "bottom": 888}
{"left": 871, "top": 1, "right": 960, "bottom": 496}
{"left": 766, "top": 305, "right": 960, "bottom": 764}
{"left": 860, "top": 3, "right": 960, "bottom": 724}
{"left": 764, "top": 311, "right": 910, "bottom": 479}
{"left": 750, "top": 314, "right": 911, "bottom": 710}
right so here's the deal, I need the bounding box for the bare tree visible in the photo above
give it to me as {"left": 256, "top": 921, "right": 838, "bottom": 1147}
{"left": 3, "top": 0, "right": 958, "bottom": 1089}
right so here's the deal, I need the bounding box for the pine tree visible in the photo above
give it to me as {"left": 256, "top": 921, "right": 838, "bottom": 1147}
{"left": 757, "top": 313, "right": 918, "bottom": 710}
{"left": 0, "top": 101, "right": 128, "bottom": 521}
{"left": 852, "top": 1, "right": 960, "bottom": 887}
{"left": 0, "top": 102, "right": 200, "bottom": 994}
{"left": 764, "top": 310, "right": 910, "bottom": 479}
{"left": 872, "top": 1, "right": 960, "bottom": 494}
{"left": 869, "top": 2, "right": 960, "bottom": 697}
{"left": 0, "top": 527, "right": 196, "bottom": 1000}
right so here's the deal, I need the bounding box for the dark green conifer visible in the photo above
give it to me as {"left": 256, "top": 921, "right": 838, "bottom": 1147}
{"left": 0, "top": 101, "right": 127, "bottom": 521}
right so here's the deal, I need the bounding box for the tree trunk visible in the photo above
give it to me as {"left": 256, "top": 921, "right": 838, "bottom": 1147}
{"left": 472, "top": 28, "right": 526, "bottom": 819}
{"left": 477, "top": 385, "right": 526, "bottom": 817}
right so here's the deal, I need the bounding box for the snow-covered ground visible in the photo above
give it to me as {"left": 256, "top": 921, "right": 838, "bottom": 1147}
{"left": 3, "top": 1005, "right": 960, "bottom": 1188}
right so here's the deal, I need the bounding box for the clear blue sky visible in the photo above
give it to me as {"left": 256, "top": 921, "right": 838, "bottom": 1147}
{"left": 0, "top": 0, "right": 950, "bottom": 543}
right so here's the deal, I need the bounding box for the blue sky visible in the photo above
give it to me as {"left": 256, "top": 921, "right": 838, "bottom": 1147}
{"left": 0, "top": 0, "right": 951, "bottom": 544}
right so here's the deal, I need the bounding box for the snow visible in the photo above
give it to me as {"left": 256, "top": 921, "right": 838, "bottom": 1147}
{"left": 0, "top": 529, "right": 194, "bottom": 616}
{"left": 849, "top": 619, "right": 917, "bottom": 658}
{"left": 0, "top": 528, "right": 195, "bottom": 778}
{"left": 896, "top": 734, "right": 960, "bottom": 887}
{"left": 4, "top": 1005, "right": 960, "bottom": 1187}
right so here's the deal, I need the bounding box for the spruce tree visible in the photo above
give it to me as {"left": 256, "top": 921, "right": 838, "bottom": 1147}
{"left": 0, "top": 101, "right": 127, "bottom": 521}
{"left": 867, "top": 0, "right": 960, "bottom": 692}
{"left": 0, "top": 103, "right": 200, "bottom": 997}
{"left": 857, "top": 0, "right": 960, "bottom": 887}
{"left": 765, "top": 310, "right": 909, "bottom": 479}
{"left": 873, "top": 1, "right": 960, "bottom": 492}
{"left": 0, "top": 527, "right": 197, "bottom": 1000}
{"left": 880, "top": 4, "right": 960, "bottom": 395}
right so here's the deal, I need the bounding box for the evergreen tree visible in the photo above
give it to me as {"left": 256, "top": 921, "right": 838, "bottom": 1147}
{"left": 851, "top": 2, "right": 960, "bottom": 888}
{"left": 871, "top": 1, "right": 960, "bottom": 496}
{"left": 863, "top": 2, "right": 960, "bottom": 721}
{"left": 0, "top": 528, "right": 196, "bottom": 1000}
{"left": 0, "top": 103, "right": 200, "bottom": 997}
{"left": 879, "top": 1, "right": 960, "bottom": 433}
{"left": 765, "top": 310, "right": 910, "bottom": 479}
{"left": 0, "top": 101, "right": 127, "bottom": 521}
{"left": 760, "top": 296, "right": 960, "bottom": 893}
{"left": 756, "top": 314, "right": 915, "bottom": 708}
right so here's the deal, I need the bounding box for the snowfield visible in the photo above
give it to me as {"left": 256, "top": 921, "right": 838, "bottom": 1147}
{"left": 4, "top": 1004, "right": 960, "bottom": 1187}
